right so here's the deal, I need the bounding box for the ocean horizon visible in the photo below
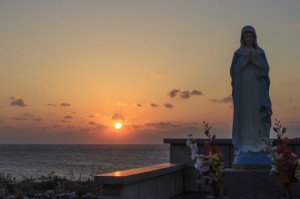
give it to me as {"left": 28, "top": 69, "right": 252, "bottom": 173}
{"left": 0, "top": 144, "right": 170, "bottom": 180}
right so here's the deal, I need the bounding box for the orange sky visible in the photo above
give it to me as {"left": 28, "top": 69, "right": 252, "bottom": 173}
{"left": 0, "top": 1, "right": 299, "bottom": 144}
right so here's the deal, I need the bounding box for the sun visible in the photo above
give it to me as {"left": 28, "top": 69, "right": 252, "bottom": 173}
{"left": 114, "top": 122, "right": 122, "bottom": 129}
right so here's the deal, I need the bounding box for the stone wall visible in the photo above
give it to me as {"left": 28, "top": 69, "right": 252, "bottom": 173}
{"left": 164, "top": 138, "right": 300, "bottom": 198}
{"left": 94, "top": 163, "right": 185, "bottom": 199}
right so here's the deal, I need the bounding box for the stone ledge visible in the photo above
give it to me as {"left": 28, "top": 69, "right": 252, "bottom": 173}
{"left": 94, "top": 163, "right": 185, "bottom": 185}
{"left": 164, "top": 138, "right": 232, "bottom": 145}
{"left": 164, "top": 138, "right": 300, "bottom": 145}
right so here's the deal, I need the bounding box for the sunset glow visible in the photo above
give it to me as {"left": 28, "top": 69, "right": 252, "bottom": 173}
{"left": 0, "top": 1, "right": 299, "bottom": 144}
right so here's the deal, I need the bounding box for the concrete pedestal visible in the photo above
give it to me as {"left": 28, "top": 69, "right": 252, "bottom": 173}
{"left": 223, "top": 169, "right": 300, "bottom": 199}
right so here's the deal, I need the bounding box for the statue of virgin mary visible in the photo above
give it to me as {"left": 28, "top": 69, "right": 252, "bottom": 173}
{"left": 230, "top": 25, "right": 273, "bottom": 165}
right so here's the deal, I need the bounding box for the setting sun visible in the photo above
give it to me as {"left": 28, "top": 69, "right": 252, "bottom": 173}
{"left": 114, "top": 122, "right": 122, "bottom": 130}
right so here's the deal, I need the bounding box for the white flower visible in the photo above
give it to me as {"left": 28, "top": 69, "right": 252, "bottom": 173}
{"left": 186, "top": 139, "right": 192, "bottom": 147}
{"left": 201, "top": 165, "right": 210, "bottom": 173}
{"left": 194, "top": 158, "right": 204, "bottom": 170}
{"left": 191, "top": 151, "right": 197, "bottom": 160}
{"left": 189, "top": 142, "right": 198, "bottom": 151}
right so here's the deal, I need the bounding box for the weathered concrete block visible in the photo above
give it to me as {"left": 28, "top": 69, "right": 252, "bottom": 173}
{"left": 157, "top": 174, "right": 171, "bottom": 199}
{"left": 121, "top": 183, "right": 138, "bottom": 199}
{"left": 174, "top": 171, "right": 184, "bottom": 195}
{"left": 139, "top": 179, "right": 157, "bottom": 199}
{"left": 223, "top": 169, "right": 300, "bottom": 199}
{"left": 183, "top": 168, "right": 201, "bottom": 192}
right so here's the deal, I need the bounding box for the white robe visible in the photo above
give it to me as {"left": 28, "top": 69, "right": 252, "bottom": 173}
{"left": 230, "top": 48, "right": 272, "bottom": 153}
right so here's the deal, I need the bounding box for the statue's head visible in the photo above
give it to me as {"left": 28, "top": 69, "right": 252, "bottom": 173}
{"left": 240, "top": 25, "right": 259, "bottom": 49}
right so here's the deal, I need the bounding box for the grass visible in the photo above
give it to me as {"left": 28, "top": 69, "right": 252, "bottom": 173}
{"left": 0, "top": 170, "right": 102, "bottom": 198}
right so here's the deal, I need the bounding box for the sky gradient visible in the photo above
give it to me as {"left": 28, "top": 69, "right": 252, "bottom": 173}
{"left": 1, "top": 0, "right": 300, "bottom": 144}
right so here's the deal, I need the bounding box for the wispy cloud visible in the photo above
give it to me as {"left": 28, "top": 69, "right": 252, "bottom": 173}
{"left": 112, "top": 113, "right": 125, "bottom": 121}
{"left": 64, "top": 115, "right": 73, "bottom": 119}
{"left": 164, "top": 103, "right": 174, "bottom": 108}
{"left": 88, "top": 121, "right": 98, "bottom": 125}
{"left": 12, "top": 113, "right": 37, "bottom": 121}
{"left": 59, "top": 119, "right": 69, "bottom": 123}
{"left": 47, "top": 103, "right": 57, "bottom": 106}
{"left": 191, "top": 90, "right": 202, "bottom": 96}
{"left": 167, "top": 89, "right": 203, "bottom": 99}
{"left": 10, "top": 98, "right": 28, "bottom": 107}
{"left": 180, "top": 91, "right": 190, "bottom": 99}
{"left": 33, "top": 118, "right": 43, "bottom": 122}
{"left": 135, "top": 103, "right": 142, "bottom": 107}
{"left": 60, "top": 103, "right": 71, "bottom": 107}
{"left": 52, "top": 124, "right": 61, "bottom": 128}
{"left": 12, "top": 117, "right": 28, "bottom": 121}
{"left": 23, "top": 113, "right": 34, "bottom": 117}
{"left": 150, "top": 103, "right": 159, "bottom": 108}
{"left": 211, "top": 95, "right": 232, "bottom": 103}
{"left": 168, "top": 89, "right": 181, "bottom": 98}
{"left": 152, "top": 71, "right": 168, "bottom": 78}
{"left": 143, "top": 121, "right": 201, "bottom": 133}
{"left": 88, "top": 121, "right": 106, "bottom": 130}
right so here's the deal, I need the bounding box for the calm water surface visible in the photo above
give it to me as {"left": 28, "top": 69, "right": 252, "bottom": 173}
{"left": 0, "top": 144, "right": 169, "bottom": 180}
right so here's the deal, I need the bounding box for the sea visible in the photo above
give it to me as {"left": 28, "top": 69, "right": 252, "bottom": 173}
{"left": 0, "top": 144, "right": 169, "bottom": 181}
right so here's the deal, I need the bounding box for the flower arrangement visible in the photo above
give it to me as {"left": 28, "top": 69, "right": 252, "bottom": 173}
{"left": 260, "top": 119, "right": 300, "bottom": 196}
{"left": 186, "top": 121, "right": 224, "bottom": 195}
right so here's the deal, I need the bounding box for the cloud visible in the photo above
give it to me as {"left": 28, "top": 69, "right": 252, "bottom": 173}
{"left": 59, "top": 119, "right": 69, "bottom": 123}
{"left": 289, "top": 98, "right": 293, "bottom": 103}
{"left": 167, "top": 89, "right": 202, "bottom": 99}
{"left": 191, "top": 90, "right": 202, "bottom": 96}
{"left": 12, "top": 113, "right": 37, "bottom": 121}
{"left": 135, "top": 103, "right": 142, "bottom": 107}
{"left": 112, "top": 113, "right": 125, "bottom": 121}
{"left": 168, "top": 89, "right": 180, "bottom": 98}
{"left": 64, "top": 115, "right": 73, "bottom": 119}
{"left": 150, "top": 103, "right": 159, "bottom": 108}
{"left": 131, "top": 125, "right": 142, "bottom": 129}
{"left": 180, "top": 91, "right": 190, "bottom": 99}
{"left": 88, "top": 121, "right": 106, "bottom": 130}
{"left": 143, "top": 121, "right": 201, "bottom": 133}
{"left": 12, "top": 117, "right": 28, "bottom": 121}
{"left": 164, "top": 103, "right": 174, "bottom": 108}
{"left": 88, "top": 115, "right": 96, "bottom": 118}
{"left": 52, "top": 124, "right": 61, "bottom": 128}
{"left": 144, "top": 122, "right": 177, "bottom": 128}
{"left": 60, "top": 103, "right": 71, "bottom": 107}
{"left": 286, "top": 21, "right": 298, "bottom": 29}
{"left": 33, "top": 118, "right": 43, "bottom": 122}
{"left": 47, "top": 103, "right": 57, "bottom": 106}
{"left": 88, "top": 121, "right": 98, "bottom": 125}
{"left": 152, "top": 71, "right": 168, "bottom": 78}
{"left": 10, "top": 98, "right": 28, "bottom": 107}
{"left": 23, "top": 113, "right": 34, "bottom": 117}
{"left": 211, "top": 95, "right": 232, "bottom": 103}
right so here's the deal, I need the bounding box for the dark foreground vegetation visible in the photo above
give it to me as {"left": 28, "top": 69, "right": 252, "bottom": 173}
{"left": 0, "top": 172, "right": 102, "bottom": 199}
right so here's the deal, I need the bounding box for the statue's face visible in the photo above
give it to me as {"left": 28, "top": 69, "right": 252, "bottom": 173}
{"left": 243, "top": 32, "right": 254, "bottom": 47}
